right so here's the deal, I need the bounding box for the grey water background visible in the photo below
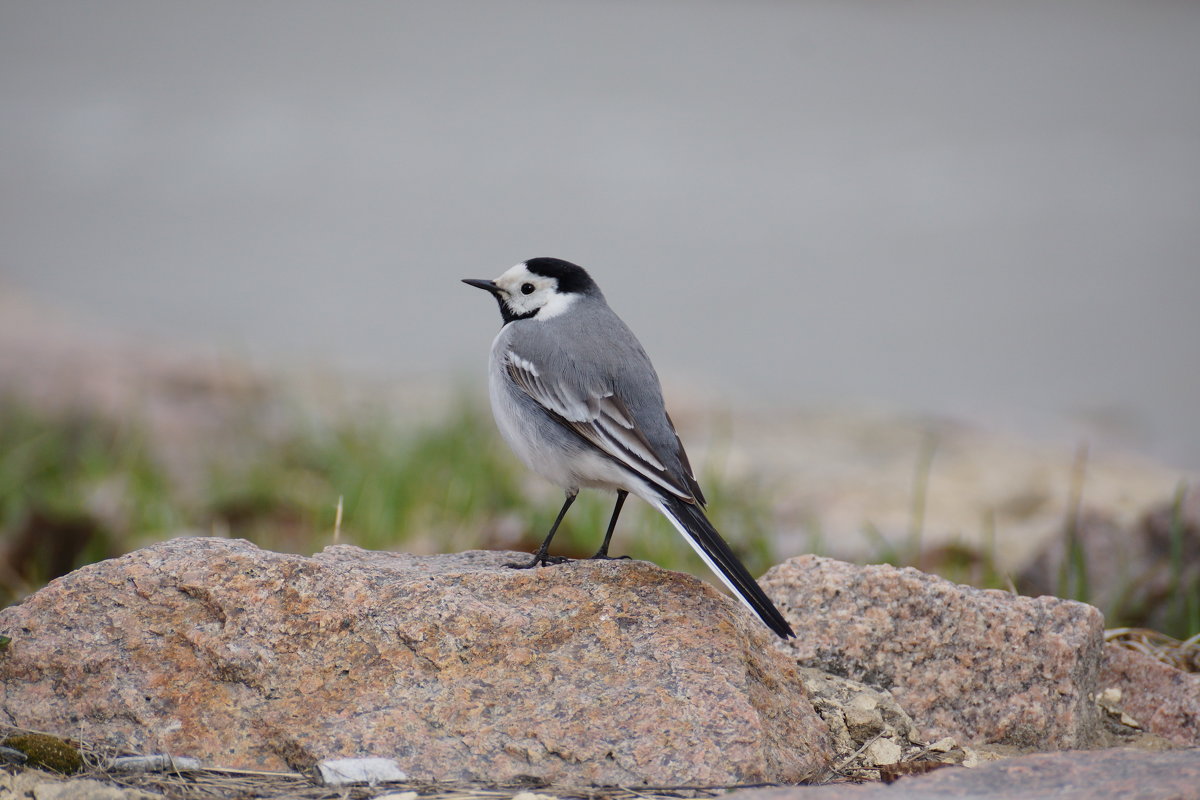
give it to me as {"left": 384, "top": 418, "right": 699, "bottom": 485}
{"left": 2, "top": 1, "right": 1198, "bottom": 468}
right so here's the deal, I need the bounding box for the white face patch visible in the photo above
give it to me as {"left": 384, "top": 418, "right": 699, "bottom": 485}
{"left": 492, "top": 263, "right": 577, "bottom": 321}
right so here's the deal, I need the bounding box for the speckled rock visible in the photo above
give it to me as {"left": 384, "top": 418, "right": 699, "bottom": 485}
{"left": 1100, "top": 644, "right": 1200, "bottom": 746}
{"left": 0, "top": 537, "right": 832, "bottom": 784}
{"left": 762, "top": 555, "right": 1105, "bottom": 748}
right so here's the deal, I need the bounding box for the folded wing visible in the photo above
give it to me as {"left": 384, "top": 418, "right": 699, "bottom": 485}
{"left": 504, "top": 349, "right": 701, "bottom": 503}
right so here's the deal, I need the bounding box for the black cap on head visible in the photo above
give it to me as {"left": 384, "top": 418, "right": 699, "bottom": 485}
{"left": 523, "top": 257, "right": 599, "bottom": 296}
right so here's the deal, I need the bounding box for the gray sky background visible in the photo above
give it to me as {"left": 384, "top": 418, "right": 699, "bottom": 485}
{"left": 2, "top": 1, "right": 1198, "bottom": 467}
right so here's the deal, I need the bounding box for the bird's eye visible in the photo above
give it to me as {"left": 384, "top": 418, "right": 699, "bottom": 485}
{"left": 520, "top": 283, "right": 535, "bottom": 295}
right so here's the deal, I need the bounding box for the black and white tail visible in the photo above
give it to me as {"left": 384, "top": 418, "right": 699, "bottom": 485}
{"left": 650, "top": 494, "right": 794, "bottom": 639}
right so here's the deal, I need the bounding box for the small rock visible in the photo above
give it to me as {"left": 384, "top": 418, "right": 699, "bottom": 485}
{"left": 863, "top": 738, "right": 902, "bottom": 767}
{"left": 959, "top": 746, "right": 982, "bottom": 769}
{"left": 764, "top": 555, "right": 1105, "bottom": 748}
{"left": 1095, "top": 687, "right": 1142, "bottom": 731}
{"left": 316, "top": 757, "right": 408, "bottom": 786}
{"left": 925, "top": 737, "right": 957, "bottom": 753}
{"left": 843, "top": 694, "right": 884, "bottom": 740}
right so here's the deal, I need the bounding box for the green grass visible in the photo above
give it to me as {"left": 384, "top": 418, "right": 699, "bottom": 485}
{"left": 203, "top": 399, "right": 532, "bottom": 554}
{"left": 1, "top": 396, "right": 1195, "bottom": 640}
{"left": 1164, "top": 482, "right": 1200, "bottom": 637}
{"left": 0, "top": 405, "right": 176, "bottom": 529}
{"left": 0, "top": 396, "right": 778, "bottom": 606}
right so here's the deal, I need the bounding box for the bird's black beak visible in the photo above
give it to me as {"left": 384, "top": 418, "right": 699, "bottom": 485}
{"left": 462, "top": 278, "right": 501, "bottom": 295}
{"left": 464, "top": 277, "right": 516, "bottom": 325}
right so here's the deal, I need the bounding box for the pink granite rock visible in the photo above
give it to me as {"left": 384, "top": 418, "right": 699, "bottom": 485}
{"left": 1100, "top": 644, "right": 1200, "bottom": 746}
{"left": 762, "top": 555, "right": 1105, "bottom": 748}
{"left": 0, "top": 538, "right": 832, "bottom": 785}
{"left": 724, "top": 748, "right": 1200, "bottom": 800}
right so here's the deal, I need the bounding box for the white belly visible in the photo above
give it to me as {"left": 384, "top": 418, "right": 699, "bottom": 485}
{"left": 487, "top": 339, "right": 645, "bottom": 496}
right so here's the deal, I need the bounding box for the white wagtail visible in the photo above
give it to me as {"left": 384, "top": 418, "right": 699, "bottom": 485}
{"left": 463, "top": 257, "right": 794, "bottom": 639}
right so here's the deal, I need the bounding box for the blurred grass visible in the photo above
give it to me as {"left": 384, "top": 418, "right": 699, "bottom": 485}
{"left": 1, "top": 395, "right": 1196, "bottom": 642}
{"left": 0, "top": 403, "right": 183, "bottom": 599}
{"left": 0, "top": 396, "right": 778, "bottom": 608}
{"left": 204, "top": 399, "right": 530, "bottom": 555}
{"left": 1165, "top": 482, "right": 1200, "bottom": 637}
{"left": 860, "top": 436, "right": 1199, "bottom": 641}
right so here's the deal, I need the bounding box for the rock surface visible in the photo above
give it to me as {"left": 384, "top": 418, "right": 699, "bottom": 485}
{"left": 0, "top": 537, "right": 832, "bottom": 785}
{"left": 763, "top": 555, "right": 1105, "bottom": 748}
{"left": 725, "top": 747, "right": 1200, "bottom": 800}
{"left": 1100, "top": 644, "right": 1200, "bottom": 746}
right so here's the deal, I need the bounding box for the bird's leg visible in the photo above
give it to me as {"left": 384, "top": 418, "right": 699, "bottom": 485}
{"left": 508, "top": 492, "right": 577, "bottom": 569}
{"left": 590, "top": 490, "right": 632, "bottom": 560}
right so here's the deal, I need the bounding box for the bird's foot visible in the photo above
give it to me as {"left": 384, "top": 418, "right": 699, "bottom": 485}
{"left": 506, "top": 551, "right": 572, "bottom": 569}
{"left": 588, "top": 551, "right": 632, "bottom": 561}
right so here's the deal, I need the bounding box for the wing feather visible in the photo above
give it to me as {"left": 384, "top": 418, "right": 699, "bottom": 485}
{"left": 504, "top": 349, "right": 695, "bottom": 500}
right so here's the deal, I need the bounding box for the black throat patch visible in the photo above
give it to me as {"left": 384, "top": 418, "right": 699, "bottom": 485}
{"left": 495, "top": 295, "right": 537, "bottom": 326}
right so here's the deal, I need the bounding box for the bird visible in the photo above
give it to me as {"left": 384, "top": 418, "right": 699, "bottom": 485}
{"left": 462, "top": 257, "right": 794, "bottom": 639}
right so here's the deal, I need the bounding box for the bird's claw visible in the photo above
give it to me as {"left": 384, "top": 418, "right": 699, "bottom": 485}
{"left": 506, "top": 552, "right": 572, "bottom": 569}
